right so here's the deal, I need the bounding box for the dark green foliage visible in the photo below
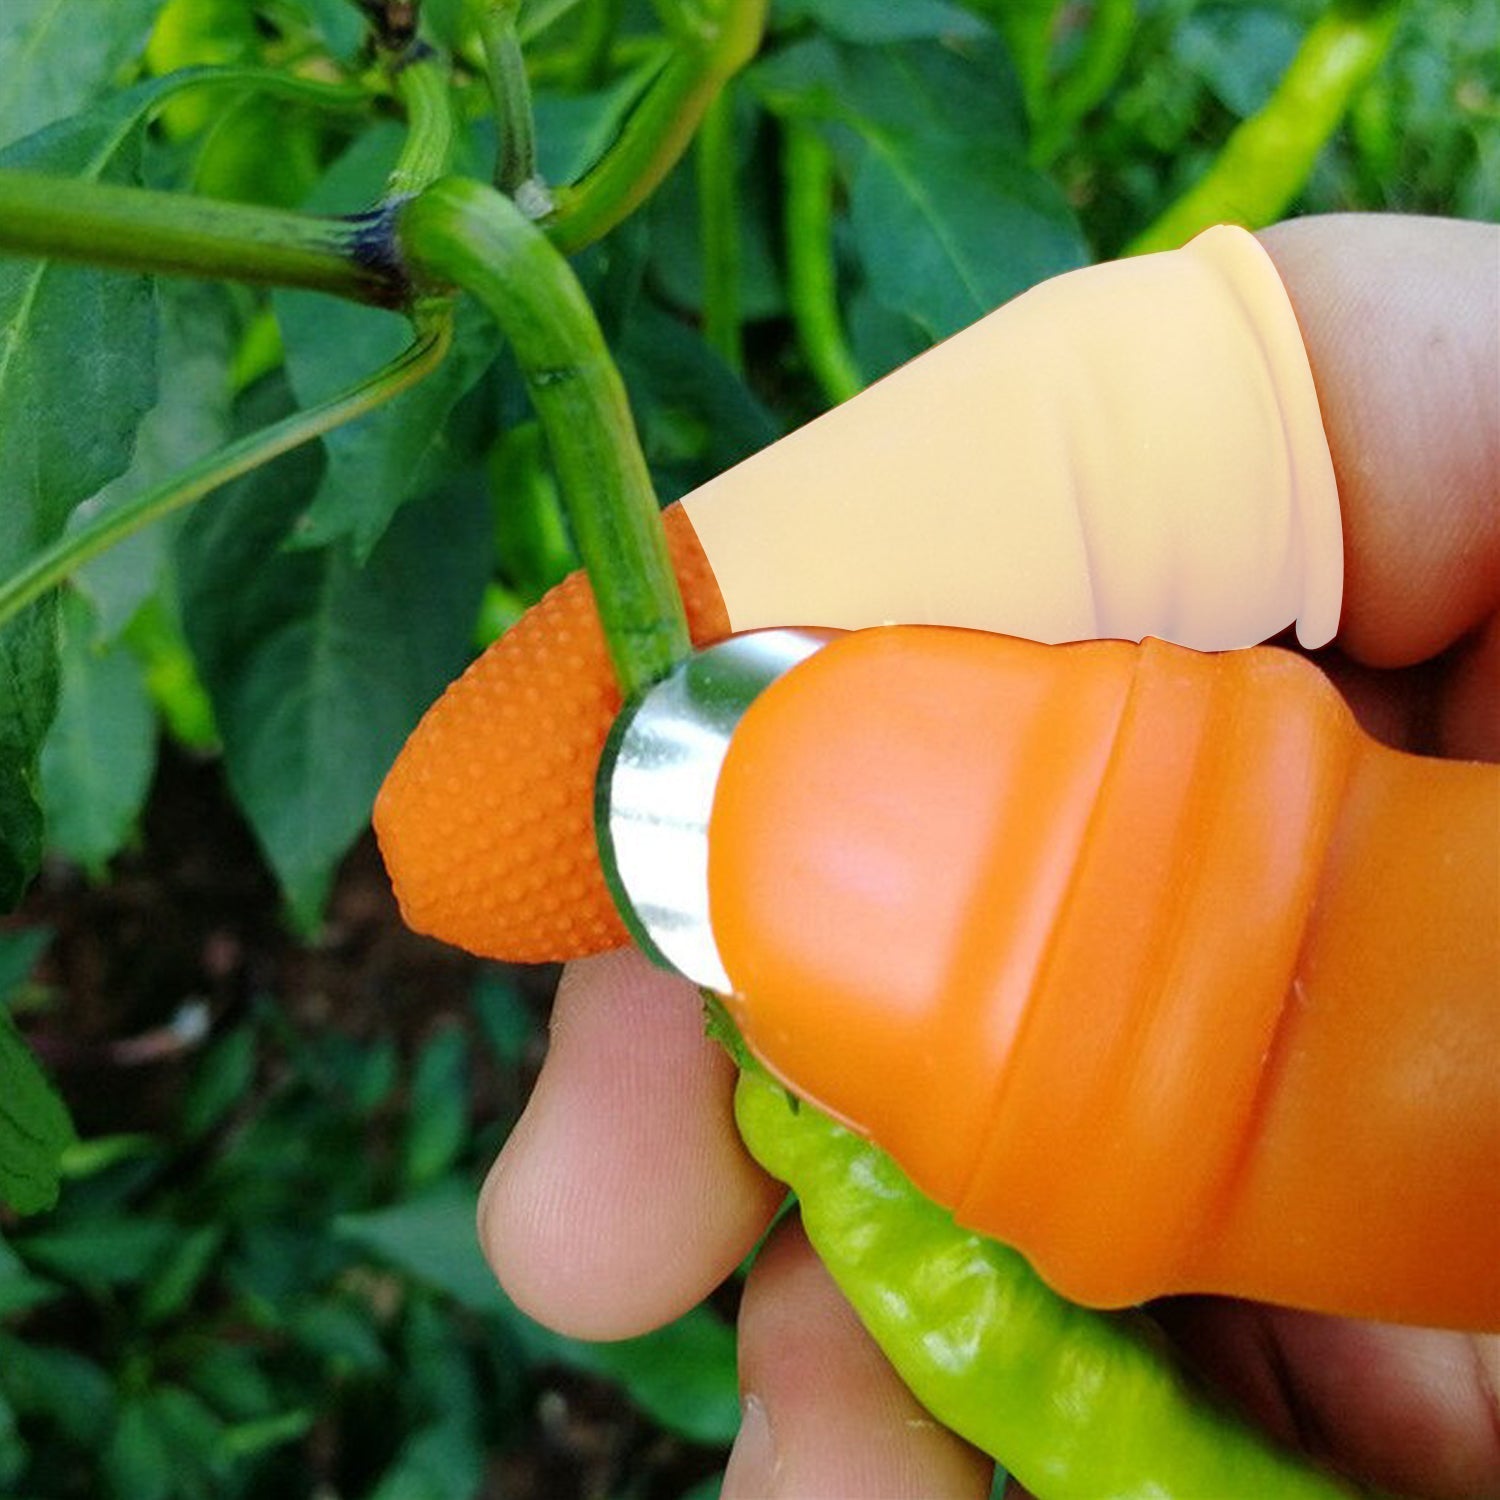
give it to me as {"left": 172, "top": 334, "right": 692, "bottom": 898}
{"left": 2, "top": 977, "right": 734, "bottom": 1497}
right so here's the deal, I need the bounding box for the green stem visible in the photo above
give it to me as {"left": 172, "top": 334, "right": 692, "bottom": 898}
{"left": 985, "top": 0, "right": 1064, "bottom": 129}
{"left": 517, "top": 0, "right": 589, "bottom": 42}
{"left": 400, "top": 177, "right": 691, "bottom": 695}
{"left": 1126, "top": 0, "right": 1403, "bottom": 255}
{"left": 0, "top": 170, "right": 405, "bottom": 305}
{"left": 387, "top": 49, "right": 458, "bottom": 197}
{"left": 545, "top": 0, "right": 767, "bottom": 255}
{"left": 697, "top": 86, "right": 742, "bottom": 372}
{"left": 565, "top": 0, "right": 623, "bottom": 88}
{"left": 783, "top": 122, "right": 863, "bottom": 406}
{"left": 1033, "top": 0, "right": 1136, "bottom": 164}
{"left": 479, "top": 2, "right": 544, "bottom": 202}
{"left": 0, "top": 322, "right": 451, "bottom": 631}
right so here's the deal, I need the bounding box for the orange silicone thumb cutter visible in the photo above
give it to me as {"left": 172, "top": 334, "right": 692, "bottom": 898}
{"left": 375, "top": 224, "right": 1345, "bottom": 963}
{"left": 598, "top": 628, "right": 1500, "bottom": 1332}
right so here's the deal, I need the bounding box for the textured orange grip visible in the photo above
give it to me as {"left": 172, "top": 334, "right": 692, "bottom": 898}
{"left": 710, "top": 628, "right": 1499, "bottom": 1330}
{"left": 374, "top": 504, "right": 729, "bottom": 961}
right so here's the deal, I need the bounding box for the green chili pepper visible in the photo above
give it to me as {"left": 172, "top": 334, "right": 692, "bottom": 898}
{"left": 734, "top": 1063, "right": 1357, "bottom": 1499}
{"left": 1128, "top": 0, "right": 1403, "bottom": 255}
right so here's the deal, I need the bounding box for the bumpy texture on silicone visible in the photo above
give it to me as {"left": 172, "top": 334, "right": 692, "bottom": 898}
{"left": 710, "top": 628, "right": 1499, "bottom": 1330}
{"left": 684, "top": 224, "right": 1342, "bottom": 651}
{"left": 373, "top": 508, "right": 729, "bottom": 961}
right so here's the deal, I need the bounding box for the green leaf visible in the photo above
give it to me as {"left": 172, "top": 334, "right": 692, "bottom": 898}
{"left": 18, "top": 1214, "right": 176, "bottom": 1288}
{"left": 0, "top": 1228, "right": 60, "bottom": 1318}
{"left": 336, "top": 1183, "right": 500, "bottom": 1313}
{"left": 141, "top": 1387, "right": 230, "bottom": 1499}
{"left": 39, "top": 591, "right": 156, "bottom": 873}
{"left": 287, "top": 1298, "right": 389, "bottom": 1374}
{"left": 0, "top": 1335, "right": 117, "bottom": 1447}
{"left": 644, "top": 124, "right": 786, "bottom": 325}
{"left": 300, "top": 0, "right": 365, "bottom": 57}
{"left": 407, "top": 1291, "right": 480, "bottom": 1408}
{"left": 138, "top": 1223, "right": 225, "bottom": 1326}
{"left": 368, "top": 1421, "right": 486, "bottom": 1500}
{"left": 0, "top": 605, "right": 57, "bottom": 912}
{"left": 102, "top": 1397, "right": 172, "bottom": 1500}
{"left": 176, "top": 384, "right": 491, "bottom": 928}
{"left": 532, "top": 55, "right": 665, "bottom": 187}
{"left": 848, "top": 127, "right": 1087, "bottom": 340}
{"left": 0, "top": 0, "right": 161, "bottom": 146}
{"left": 617, "top": 301, "right": 779, "bottom": 502}
{"left": 575, "top": 1305, "right": 741, "bottom": 1444}
{"left": 221, "top": 1407, "right": 315, "bottom": 1460}
{"left": 845, "top": 285, "right": 929, "bottom": 384}
{"left": 753, "top": 37, "right": 1087, "bottom": 340}
{"left": 180, "top": 1025, "right": 256, "bottom": 1140}
{"left": 402, "top": 1027, "right": 470, "bottom": 1189}
{"left": 775, "top": 0, "right": 989, "bottom": 44}
{"left": 335, "top": 1184, "right": 740, "bottom": 1443}
{"left": 0, "top": 924, "right": 49, "bottom": 1007}
{"left": 753, "top": 32, "right": 1028, "bottom": 158}
{"left": 73, "top": 281, "right": 238, "bottom": 639}
{"left": 471, "top": 971, "right": 535, "bottom": 1069}
{"left": 184, "top": 1345, "right": 278, "bottom": 1423}
{"left": 0, "top": 78, "right": 184, "bottom": 907}
{"left": 274, "top": 127, "right": 495, "bottom": 558}
{"left": 0, "top": 1385, "right": 25, "bottom": 1489}
{"left": 1173, "top": 8, "right": 1302, "bottom": 120}
{"left": 0, "top": 1005, "right": 75, "bottom": 1214}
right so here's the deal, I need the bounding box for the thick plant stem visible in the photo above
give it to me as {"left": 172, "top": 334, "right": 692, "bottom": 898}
{"left": 0, "top": 170, "right": 406, "bottom": 306}
{"left": 1127, "top": 0, "right": 1402, "bottom": 254}
{"left": 387, "top": 50, "right": 458, "bottom": 197}
{"left": 546, "top": 0, "right": 767, "bottom": 256}
{"left": 400, "top": 177, "right": 691, "bottom": 696}
{"left": 783, "top": 123, "right": 863, "bottom": 407}
{"left": 478, "top": 1, "right": 545, "bottom": 204}
{"left": 697, "top": 86, "right": 743, "bottom": 372}
{"left": 0, "top": 322, "right": 451, "bottom": 631}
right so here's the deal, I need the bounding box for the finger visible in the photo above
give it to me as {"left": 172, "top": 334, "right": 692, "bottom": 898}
{"left": 1153, "top": 1298, "right": 1500, "bottom": 1500}
{"left": 1259, "top": 214, "right": 1500, "bottom": 668}
{"left": 477, "top": 948, "right": 783, "bottom": 1339}
{"left": 722, "top": 1216, "right": 994, "bottom": 1500}
{"left": 1438, "top": 610, "right": 1500, "bottom": 762}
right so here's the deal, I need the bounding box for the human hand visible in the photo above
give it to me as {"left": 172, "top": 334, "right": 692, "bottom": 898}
{"left": 478, "top": 215, "right": 1500, "bottom": 1499}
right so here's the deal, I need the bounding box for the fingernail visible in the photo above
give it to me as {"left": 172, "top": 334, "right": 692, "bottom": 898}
{"left": 722, "top": 1394, "right": 777, "bottom": 1498}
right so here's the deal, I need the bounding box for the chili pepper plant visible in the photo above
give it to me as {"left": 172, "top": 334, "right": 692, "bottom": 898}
{"left": 0, "top": 0, "right": 1492, "bottom": 1495}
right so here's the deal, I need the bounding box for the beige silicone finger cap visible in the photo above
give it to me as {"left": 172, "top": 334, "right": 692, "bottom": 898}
{"left": 682, "top": 225, "right": 1342, "bottom": 652}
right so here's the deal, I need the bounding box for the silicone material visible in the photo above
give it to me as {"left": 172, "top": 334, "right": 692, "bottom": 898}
{"left": 684, "top": 224, "right": 1342, "bottom": 650}
{"left": 376, "top": 225, "right": 1346, "bottom": 964}
{"left": 709, "top": 628, "right": 1499, "bottom": 1330}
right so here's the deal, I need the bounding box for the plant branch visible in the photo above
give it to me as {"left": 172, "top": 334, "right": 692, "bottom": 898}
{"left": 0, "top": 170, "right": 407, "bottom": 306}
{"left": 783, "top": 122, "right": 862, "bottom": 406}
{"left": 697, "top": 86, "right": 742, "bottom": 371}
{"left": 400, "top": 177, "right": 690, "bottom": 695}
{"left": 387, "top": 47, "right": 457, "bottom": 197}
{"left": 479, "top": 1, "right": 544, "bottom": 201}
{"left": 0, "top": 320, "right": 452, "bottom": 631}
{"left": 1033, "top": 0, "right": 1136, "bottom": 165}
{"left": 545, "top": 0, "right": 767, "bottom": 255}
